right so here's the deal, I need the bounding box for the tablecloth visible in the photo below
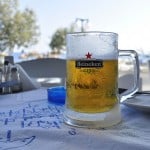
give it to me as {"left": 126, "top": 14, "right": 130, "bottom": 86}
{"left": 0, "top": 88, "right": 150, "bottom": 150}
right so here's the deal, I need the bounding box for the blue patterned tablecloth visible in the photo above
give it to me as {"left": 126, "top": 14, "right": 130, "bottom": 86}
{"left": 0, "top": 88, "right": 149, "bottom": 150}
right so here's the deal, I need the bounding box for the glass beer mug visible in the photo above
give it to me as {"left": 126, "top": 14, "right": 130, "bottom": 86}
{"left": 64, "top": 31, "right": 139, "bottom": 128}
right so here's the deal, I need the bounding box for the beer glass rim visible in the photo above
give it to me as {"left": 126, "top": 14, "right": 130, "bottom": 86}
{"left": 67, "top": 31, "right": 118, "bottom": 36}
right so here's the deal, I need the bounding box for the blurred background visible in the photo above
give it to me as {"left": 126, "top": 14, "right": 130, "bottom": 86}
{"left": 0, "top": 0, "right": 150, "bottom": 90}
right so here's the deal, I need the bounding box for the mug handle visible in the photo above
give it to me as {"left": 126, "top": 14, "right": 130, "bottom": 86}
{"left": 119, "top": 50, "right": 140, "bottom": 102}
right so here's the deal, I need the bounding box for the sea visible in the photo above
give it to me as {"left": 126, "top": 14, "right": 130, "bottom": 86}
{"left": 12, "top": 52, "right": 37, "bottom": 63}
{"left": 12, "top": 52, "right": 23, "bottom": 63}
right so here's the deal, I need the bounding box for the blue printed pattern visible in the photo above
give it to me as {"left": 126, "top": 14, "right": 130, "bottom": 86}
{"left": 0, "top": 100, "right": 76, "bottom": 149}
{"left": 0, "top": 101, "right": 63, "bottom": 129}
{"left": 0, "top": 130, "right": 35, "bottom": 150}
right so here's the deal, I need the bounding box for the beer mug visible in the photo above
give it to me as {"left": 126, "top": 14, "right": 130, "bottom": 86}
{"left": 64, "top": 32, "right": 139, "bottom": 128}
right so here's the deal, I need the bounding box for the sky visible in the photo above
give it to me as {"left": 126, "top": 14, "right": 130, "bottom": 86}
{"left": 19, "top": 0, "right": 150, "bottom": 54}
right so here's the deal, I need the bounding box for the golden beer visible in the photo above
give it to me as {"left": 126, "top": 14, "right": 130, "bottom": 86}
{"left": 66, "top": 59, "right": 118, "bottom": 113}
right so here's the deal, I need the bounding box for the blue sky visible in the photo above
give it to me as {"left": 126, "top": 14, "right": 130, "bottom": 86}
{"left": 19, "top": 0, "right": 150, "bottom": 54}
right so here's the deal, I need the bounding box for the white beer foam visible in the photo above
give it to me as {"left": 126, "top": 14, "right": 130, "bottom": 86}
{"left": 66, "top": 32, "right": 118, "bottom": 60}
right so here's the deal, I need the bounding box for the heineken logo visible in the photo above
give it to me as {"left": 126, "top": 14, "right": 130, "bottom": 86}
{"left": 76, "top": 60, "right": 103, "bottom": 68}
{"left": 85, "top": 52, "right": 92, "bottom": 59}
{"left": 75, "top": 52, "right": 103, "bottom": 68}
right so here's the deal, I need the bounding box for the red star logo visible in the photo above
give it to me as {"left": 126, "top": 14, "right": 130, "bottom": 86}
{"left": 85, "top": 52, "right": 92, "bottom": 59}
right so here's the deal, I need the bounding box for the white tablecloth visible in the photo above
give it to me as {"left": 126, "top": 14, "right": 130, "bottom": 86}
{"left": 0, "top": 88, "right": 150, "bottom": 150}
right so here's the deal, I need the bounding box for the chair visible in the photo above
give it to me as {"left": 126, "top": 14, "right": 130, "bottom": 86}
{"left": 17, "top": 58, "right": 66, "bottom": 87}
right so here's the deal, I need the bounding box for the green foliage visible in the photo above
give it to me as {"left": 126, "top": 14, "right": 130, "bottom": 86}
{"left": 49, "top": 24, "right": 75, "bottom": 54}
{"left": 49, "top": 28, "right": 67, "bottom": 54}
{"left": 0, "top": 0, "right": 39, "bottom": 53}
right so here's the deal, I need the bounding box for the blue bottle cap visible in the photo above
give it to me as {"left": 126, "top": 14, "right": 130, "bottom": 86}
{"left": 47, "top": 86, "right": 66, "bottom": 105}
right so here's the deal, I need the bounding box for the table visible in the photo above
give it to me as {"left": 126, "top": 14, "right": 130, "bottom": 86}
{"left": 0, "top": 88, "right": 150, "bottom": 150}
